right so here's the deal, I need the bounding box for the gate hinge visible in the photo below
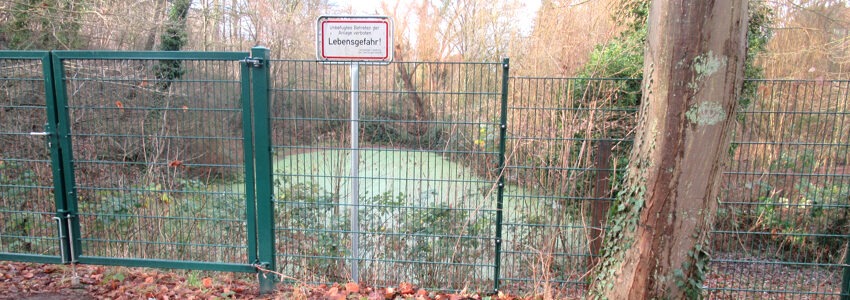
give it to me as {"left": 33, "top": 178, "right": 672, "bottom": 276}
{"left": 241, "top": 58, "right": 264, "bottom": 68}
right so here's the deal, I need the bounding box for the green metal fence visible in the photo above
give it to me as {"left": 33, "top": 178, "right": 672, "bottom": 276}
{"left": 0, "top": 51, "right": 63, "bottom": 264}
{"left": 504, "top": 77, "right": 850, "bottom": 298}
{"left": 0, "top": 50, "right": 266, "bottom": 274}
{"left": 501, "top": 77, "right": 638, "bottom": 296}
{"left": 710, "top": 79, "right": 850, "bottom": 299}
{"left": 52, "top": 50, "right": 259, "bottom": 271}
{"left": 268, "top": 59, "right": 506, "bottom": 291}
{"left": 1, "top": 49, "right": 849, "bottom": 298}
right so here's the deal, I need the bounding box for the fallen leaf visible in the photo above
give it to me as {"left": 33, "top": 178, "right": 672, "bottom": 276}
{"left": 325, "top": 286, "right": 347, "bottom": 300}
{"left": 345, "top": 282, "right": 360, "bottom": 293}
{"left": 385, "top": 287, "right": 398, "bottom": 299}
{"left": 201, "top": 277, "right": 212, "bottom": 288}
{"left": 399, "top": 282, "right": 415, "bottom": 295}
{"left": 41, "top": 265, "right": 57, "bottom": 273}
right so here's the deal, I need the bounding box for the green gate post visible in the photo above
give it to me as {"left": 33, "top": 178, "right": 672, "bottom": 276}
{"left": 50, "top": 53, "right": 83, "bottom": 264}
{"left": 250, "top": 46, "right": 277, "bottom": 293}
{"left": 842, "top": 239, "right": 850, "bottom": 300}
{"left": 493, "top": 58, "right": 509, "bottom": 292}
{"left": 241, "top": 54, "right": 258, "bottom": 269}
{"left": 41, "top": 51, "right": 73, "bottom": 264}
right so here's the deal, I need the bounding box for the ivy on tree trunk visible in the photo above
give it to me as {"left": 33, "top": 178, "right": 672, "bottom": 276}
{"left": 588, "top": 1, "right": 749, "bottom": 299}
{"left": 154, "top": 0, "right": 191, "bottom": 91}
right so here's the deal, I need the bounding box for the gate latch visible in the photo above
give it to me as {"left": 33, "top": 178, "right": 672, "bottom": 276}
{"left": 241, "top": 58, "right": 263, "bottom": 68}
{"left": 30, "top": 123, "right": 55, "bottom": 148}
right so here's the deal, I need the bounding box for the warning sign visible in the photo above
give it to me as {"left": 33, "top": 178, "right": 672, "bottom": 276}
{"left": 317, "top": 16, "right": 393, "bottom": 63}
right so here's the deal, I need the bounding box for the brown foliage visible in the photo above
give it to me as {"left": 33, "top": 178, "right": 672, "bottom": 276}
{"left": 759, "top": 0, "right": 850, "bottom": 79}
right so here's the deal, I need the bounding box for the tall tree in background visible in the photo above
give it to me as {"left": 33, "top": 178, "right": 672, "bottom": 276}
{"left": 760, "top": 0, "right": 850, "bottom": 79}
{"left": 2, "top": 0, "right": 85, "bottom": 49}
{"left": 521, "top": 0, "right": 617, "bottom": 76}
{"left": 589, "top": 0, "right": 748, "bottom": 298}
{"left": 382, "top": 0, "right": 524, "bottom": 62}
{"left": 139, "top": 0, "right": 191, "bottom": 180}
{"left": 155, "top": 0, "right": 191, "bottom": 90}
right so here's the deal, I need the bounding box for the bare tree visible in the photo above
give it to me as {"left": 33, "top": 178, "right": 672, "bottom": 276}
{"left": 521, "top": 0, "right": 619, "bottom": 76}
{"left": 760, "top": 0, "right": 850, "bottom": 79}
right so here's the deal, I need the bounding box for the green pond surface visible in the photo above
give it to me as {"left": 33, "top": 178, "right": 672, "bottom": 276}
{"left": 273, "top": 149, "right": 498, "bottom": 207}
{"left": 213, "top": 148, "right": 569, "bottom": 222}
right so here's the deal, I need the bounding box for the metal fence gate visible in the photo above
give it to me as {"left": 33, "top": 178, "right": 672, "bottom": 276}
{"left": 0, "top": 49, "right": 274, "bottom": 283}
{"left": 0, "top": 51, "right": 63, "bottom": 264}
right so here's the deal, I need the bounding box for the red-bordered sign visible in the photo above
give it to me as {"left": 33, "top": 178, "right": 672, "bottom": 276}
{"left": 317, "top": 16, "right": 393, "bottom": 63}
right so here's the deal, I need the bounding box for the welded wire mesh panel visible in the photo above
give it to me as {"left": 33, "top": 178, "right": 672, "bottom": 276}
{"left": 58, "top": 56, "right": 249, "bottom": 264}
{"left": 707, "top": 79, "right": 850, "bottom": 298}
{"left": 270, "top": 60, "right": 503, "bottom": 290}
{"left": 0, "top": 55, "right": 60, "bottom": 258}
{"left": 501, "top": 77, "right": 637, "bottom": 294}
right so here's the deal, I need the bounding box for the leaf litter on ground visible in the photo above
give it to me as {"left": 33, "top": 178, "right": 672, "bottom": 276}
{"left": 0, "top": 261, "right": 535, "bottom": 299}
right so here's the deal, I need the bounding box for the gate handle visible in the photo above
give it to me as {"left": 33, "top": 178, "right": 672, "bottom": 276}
{"left": 53, "top": 217, "right": 67, "bottom": 263}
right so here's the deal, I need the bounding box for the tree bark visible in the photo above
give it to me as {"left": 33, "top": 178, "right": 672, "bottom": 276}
{"left": 589, "top": 1, "right": 748, "bottom": 299}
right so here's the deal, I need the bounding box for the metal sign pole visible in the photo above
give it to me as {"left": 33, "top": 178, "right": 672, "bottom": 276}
{"left": 317, "top": 14, "right": 393, "bottom": 284}
{"left": 349, "top": 62, "right": 360, "bottom": 282}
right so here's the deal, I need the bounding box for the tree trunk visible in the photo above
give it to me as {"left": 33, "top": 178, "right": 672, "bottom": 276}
{"left": 143, "top": 0, "right": 167, "bottom": 51}
{"left": 589, "top": 1, "right": 748, "bottom": 299}
{"left": 394, "top": 44, "right": 430, "bottom": 135}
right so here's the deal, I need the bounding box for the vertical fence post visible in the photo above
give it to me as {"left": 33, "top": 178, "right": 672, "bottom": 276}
{"left": 42, "top": 51, "right": 72, "bottom": 263}
{"left": 250, "top": 46, "right": 276, "bottom": 293}
{"left": 50, "top": 53, "right": 82, "bottom": 263}
{"left": 589, "top": 140, "right": 612, "bottom": 270}
{"left": 494, "top": 58, "right": 509, "bottom": 292}
{"left": 240, "top": 55, "right": 258, "bottom": 267}
{"left": 842, "top": 239, "right": 850, "bottom": 300}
